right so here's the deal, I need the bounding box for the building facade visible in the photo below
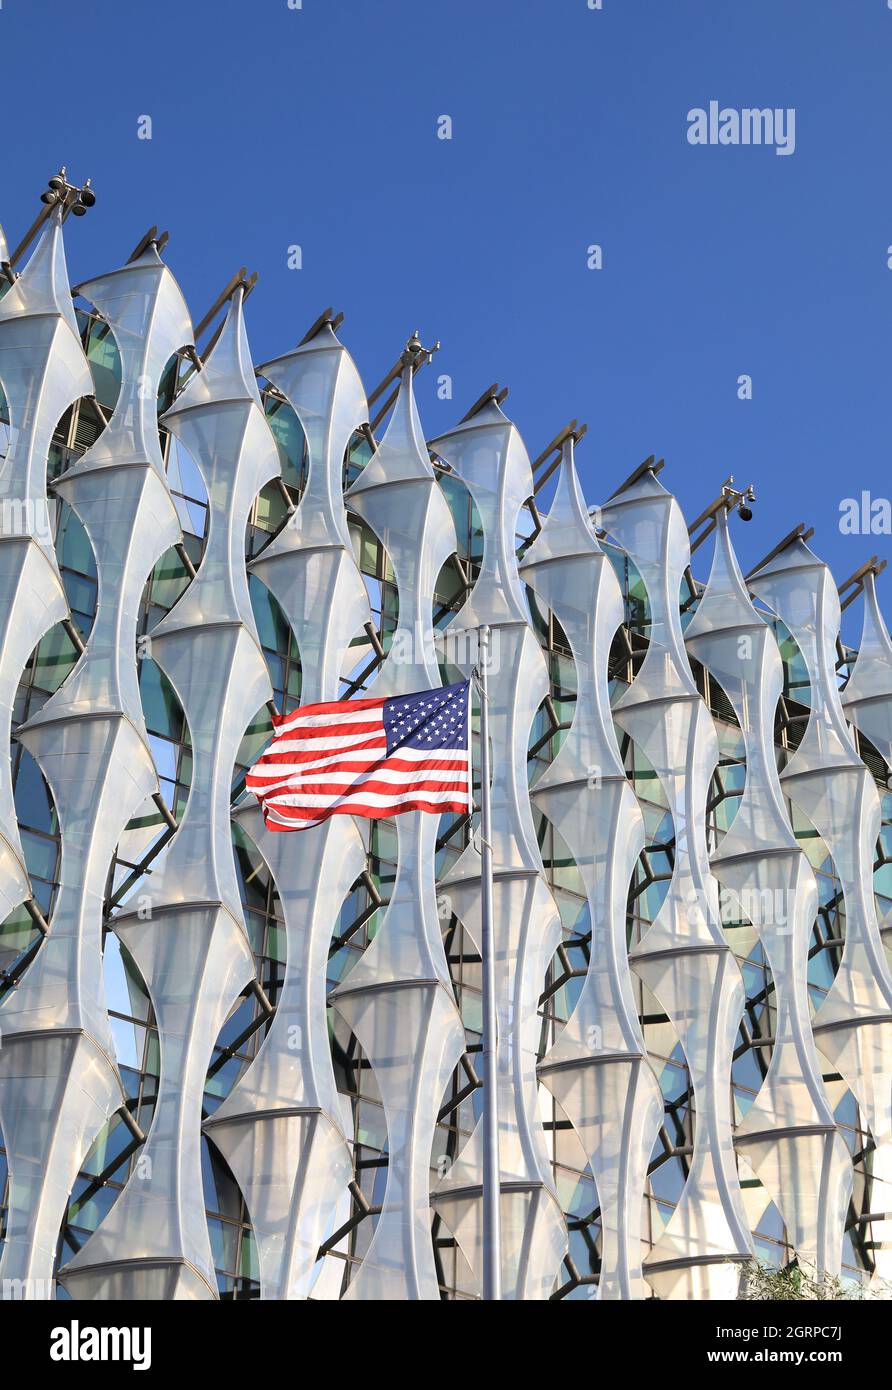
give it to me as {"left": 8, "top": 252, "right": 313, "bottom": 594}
{"left": 0, "top": 195, "right": 891, "bottom": 1300}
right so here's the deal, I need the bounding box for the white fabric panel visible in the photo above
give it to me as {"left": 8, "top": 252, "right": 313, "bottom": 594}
{"left": 843, "top": 571, "right": 892, "bottom": 764}
{"left": 331, "top": 366, "right": 465, "bottom": 1300}
{"left": 61, "top": 289, "right": 275, "bottom": 1300}
{"left": 686, "top": 510, "right": 851, "bottom": 1271}
{"left": 601, "top": 471, "right": 753, "bottom": 1299}
{"left": 430, "top": 400, "right": 567, "bottom": 1299}
{"left": 206, "top": 323, "right": 370, "bottom": 1298}
{"left": 0, "top": 213, "right": 91, "bottom": 932}
{"left": 521, "top": 440, "right": 662, "bottom": 1298}
{"left": 0, "top": 232, "right": 188, "bottom": 1298}
{"left": 750, "top": 538, "right": 892, "bottom": 1280}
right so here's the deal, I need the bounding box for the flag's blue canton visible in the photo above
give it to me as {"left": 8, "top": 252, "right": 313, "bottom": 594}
{"left": 383, "top": 681, "right": 469, "bottom": 754}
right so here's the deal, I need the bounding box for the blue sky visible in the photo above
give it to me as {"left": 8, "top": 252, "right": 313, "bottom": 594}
{"left": 2, "top": 0, "right": 890, "bottom": 638}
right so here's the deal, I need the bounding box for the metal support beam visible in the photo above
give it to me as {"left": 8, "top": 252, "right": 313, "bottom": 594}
{"left": 606, "top": 454, "right": 663, "bottom": 501}
{"left": 193, "top": 267, "right": 257, "bottom": 347}
{"left": 458, "top": 383, "right": 508, "bottom": 425}
{"left": 298, "top": 306, "right": 345, "bottom": 346}
{"left": 126, "top": 226, "right": 170, "bottom": 263}
{"left": 839, "top": 555, "right": 888, "bottom": 610}
{"left": 532, "top": 421, "right": 588, "bottom": 495}
{"left": 744, "top": 522, "right": 814, "bottom": 581}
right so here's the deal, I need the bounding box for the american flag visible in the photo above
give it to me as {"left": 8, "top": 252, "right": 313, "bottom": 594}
{"left": 246, "top": 680, "right": 472, "bottom": 831}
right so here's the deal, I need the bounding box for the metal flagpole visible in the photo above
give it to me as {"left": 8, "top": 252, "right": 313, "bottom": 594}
{"left": 476, "top": 623, "right": 502, "bottom": 1301}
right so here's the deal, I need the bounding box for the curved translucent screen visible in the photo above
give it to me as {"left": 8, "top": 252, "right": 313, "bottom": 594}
{"left": 332, "top": 368, "right": 466, "bottom": 1299}
{"left": 521, "top": 441, "right": 661, "bottom": 1298}
{"left": 0, "top": 222, "right": 165, "bottom": 1295}
{"left": 602, "top": 472, "right": 752, "bottom": 1297}
{"left": 0, "top": 213, "right": 91, "bottom": 931}
{"left": 750, "top": 536, "right": 892, "bottom": 1277}
{"left": 204, "top": 324, "right": 369, "bottom": 1299}
{"left": 60, "top": 289, "right": 276, "bottom": 1301}
{"left": 431, "top": 400, "right": 566, "bottom": 1299}
{"left": 686, "top": 511, "right": 851, "bottom": 1271}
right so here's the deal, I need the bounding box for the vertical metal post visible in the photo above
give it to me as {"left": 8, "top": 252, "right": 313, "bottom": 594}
{"left": 477, "top": 624, "right": 502, "bottom": 1300}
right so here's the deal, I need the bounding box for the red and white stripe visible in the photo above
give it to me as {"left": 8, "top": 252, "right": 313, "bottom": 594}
{"left": 246, "top": 693, "right": 472, "bottom": 831}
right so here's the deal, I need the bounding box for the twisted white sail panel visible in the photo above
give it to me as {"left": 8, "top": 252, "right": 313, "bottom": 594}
{"left": 60, "top": 288, "right": 277, "bottom": 1299}
{"left": 840, "top": 572, "right": 892, "bottom": 1278}
{"left": 520, "top": 439, "right": 662, "bottom": 1299}
{"left": 0, "top": 212, "right": 118, "bottom": 1298}
{"left": 750, "top": 539, "right": 892, "bottom": 1281}
{"left": 686, "top": 511, "right": 851, "bottom": 1271}
{"left": 430, "top": 400, "right": 567, "bottom": 1300}
{"left": 204, "top": 322, "right": 369, "bottom": 1300}
{"left": 0, "top": 213, "right": 91, "bottom": 930}
{"left": 601, "top": 470, "right": 752, "bottom": 1300}
{"left": 843, "top": 571, "right": 892, "bottom": 765}
{"left": 331, "top": 364, "right": 465, "bottom": 1299}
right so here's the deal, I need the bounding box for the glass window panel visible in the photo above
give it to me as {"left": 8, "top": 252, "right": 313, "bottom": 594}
{"left": 84, "top": 318, "right": 122, "bottom": 410}
{"left": 140, "top": 660, "right": 184, "bottom": 740}
{"left": 20, "top": 829, "right": 58, "bottom": 882}
{"left": 56, "top": 506, "right": 96, "bottom": 577}
{"left": 13, "top": 749, "right": 54, "bottom": 833}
